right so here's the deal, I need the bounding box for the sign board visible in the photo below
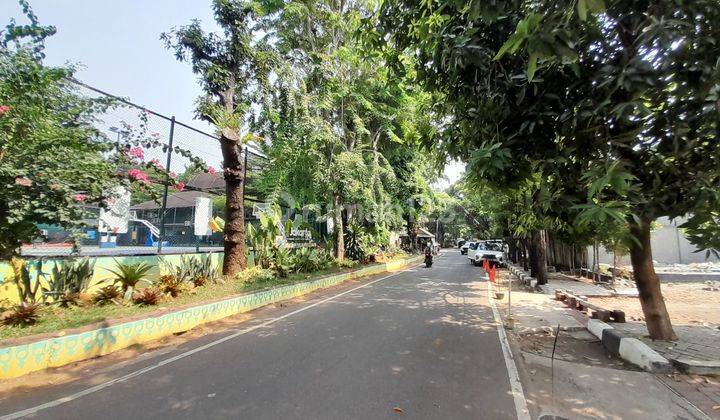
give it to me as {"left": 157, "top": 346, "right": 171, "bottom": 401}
{"left": 194, "top": 197, "right": 213, "bottom": 236}
{"left": 98, "top": 187, "right": 131, "bottom": 234}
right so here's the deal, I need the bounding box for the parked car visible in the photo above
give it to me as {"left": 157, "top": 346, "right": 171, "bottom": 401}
{"left": 466, "top": 242, "right": 480, "bottom": 262}
{"left": 470, "top": 241, "right": 506, "bottom": 267}
{"left": 460, "top": 241, "right": 475, "bottom": 255}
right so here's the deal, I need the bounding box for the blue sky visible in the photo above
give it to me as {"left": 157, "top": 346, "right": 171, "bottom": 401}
{"left": 2, "top": 0, "right": 218, "bottom": 132}
{"left": 2, "top": 0, "right": 463, "bottom": 186}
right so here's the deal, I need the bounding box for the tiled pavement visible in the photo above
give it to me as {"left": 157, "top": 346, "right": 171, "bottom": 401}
{"left": 613, "top": 323, "right": 720, "bottom": 363}
{"left": 657, "top": 374, "right": 720, "bottom": 419}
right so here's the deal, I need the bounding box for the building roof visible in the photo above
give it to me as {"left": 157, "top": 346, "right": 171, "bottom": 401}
{"left": 132, "top": 190, "right": 212, "bottom": 210}
{"left": 187, "top": 172, "right": 225, "bottom": 191}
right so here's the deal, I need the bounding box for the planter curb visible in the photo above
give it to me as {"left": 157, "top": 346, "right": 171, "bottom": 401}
{"left": 586, "top": 319, "right": 673, "bottom": 373}
{"left": 0, "top": 256, "right": 421, "bottom": 379}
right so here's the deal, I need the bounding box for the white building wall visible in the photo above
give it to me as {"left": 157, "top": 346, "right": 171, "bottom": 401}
{"left": 589, "top": 217, "right": 718, "bottom": 266}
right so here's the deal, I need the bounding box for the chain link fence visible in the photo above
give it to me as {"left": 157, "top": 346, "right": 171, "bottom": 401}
{"left": 22, "top": 80, "right": 267, "bottom": 257}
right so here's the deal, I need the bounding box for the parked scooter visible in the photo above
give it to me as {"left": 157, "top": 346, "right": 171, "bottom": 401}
{"left": 424, "top": 249, "right": 433, "bottom": 268}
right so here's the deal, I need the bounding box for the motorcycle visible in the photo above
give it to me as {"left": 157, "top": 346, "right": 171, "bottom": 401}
{"left": 424, "top": 250, "right": 433, "bottom": 268}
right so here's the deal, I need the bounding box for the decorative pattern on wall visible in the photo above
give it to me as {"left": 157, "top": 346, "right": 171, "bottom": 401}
{"left": 0, "top": 256, "right": 419, "bottom": 379}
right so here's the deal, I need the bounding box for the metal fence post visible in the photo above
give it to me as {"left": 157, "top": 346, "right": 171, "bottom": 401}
{"left": 157, "top": 116, "right": 176, "bottom": 254}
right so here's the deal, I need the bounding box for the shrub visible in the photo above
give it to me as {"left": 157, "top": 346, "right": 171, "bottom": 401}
{"left": 272, "top": 246, "right": 293, "bottom": 278}
{"left": 235, "top": 266, "right": 275, "bottom": 284}
{"left": 292, "top": 247, "right": 333, "bottom": 273}
{"left": 157, "top": 274, "right": 186, "bottom": 298}
{"left": 10, "top": 257, "right": 42, "bottom": 304}
{"left": 45, "top": 258, "right": 95, "bottom": 306}
{"left": 337, "top": 258, "right": 358, "bottom": 269}
{"left": 93, "top": 285, "right": 122, "bottom": 306}
{"left": 108, "top": 261, "right": 154, "bottom": 298}
{"left": 161, "top": 254, "right": 218, "bottom": 287}
{"left": 2, "top": 303, "right": 40, "bottom": 327}
{"left": 132, "top": 288, "right": 162, "bottom": 306}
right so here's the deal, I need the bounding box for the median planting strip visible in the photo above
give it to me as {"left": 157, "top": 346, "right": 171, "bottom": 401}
{"left": 0, "top": 256, "right": 421, "bottom": 379}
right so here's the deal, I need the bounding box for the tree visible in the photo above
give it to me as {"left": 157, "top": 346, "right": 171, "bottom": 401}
{"left": 376, "top": 0, "right": 720, "bottom": 339}
{"left": 0, "top": 2, "right": 121, "bottom": 259}
{"left": 255, "top": 0, "right": 439, "bottom": 258}
{"left": 162, "top": 0, "right": 276, "bottom": 276}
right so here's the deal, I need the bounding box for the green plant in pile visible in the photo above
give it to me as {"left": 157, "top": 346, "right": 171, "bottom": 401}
{"left": 107, "top": 260, "right": 153, "bottom": 299}
{"left": 9, "top": 257, "right": 42, "bottom": 304}
{"left": 44, "top": 258, "right": 95, "bottom": 306}
{"left": 292, "top": 247, "right": 332, "bottom": 273}
{"left": 93, "top": 285, "right": 122, "bottom": 306}
{"left": 161, "top": 255, "right": 218, "bottom": 287}
{"left": 246, "top": 207, "right": 282, "bottom": 270}
{"left": 132, "top": 288, "right": 162, "bottom": 306}
{"left": 2, "top": 303, "right": 41, "bottom": 327}
{"left": 272, "top": 245, "right": 293, "bottom": 278}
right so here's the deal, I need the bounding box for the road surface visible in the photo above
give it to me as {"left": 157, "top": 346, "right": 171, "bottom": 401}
{"left": 0, "top": 252, "right": 525, "bottom": 419}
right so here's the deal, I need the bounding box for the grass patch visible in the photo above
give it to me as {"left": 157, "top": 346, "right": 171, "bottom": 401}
{"left": 0, "top": 259, "right": 405, "bottom": 342}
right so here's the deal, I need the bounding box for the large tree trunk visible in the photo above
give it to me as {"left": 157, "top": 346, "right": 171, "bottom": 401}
{"left": 629, "top": 217, "right": 677, "bottom": 340}
{"left": 221, "top": 136, "right": 247, "bottom": 276}
{"left": 333, "top": 192, "right": 345, "bottom": 261}
{"left": 529, "top": 231, "right": 548, "bottom": 285}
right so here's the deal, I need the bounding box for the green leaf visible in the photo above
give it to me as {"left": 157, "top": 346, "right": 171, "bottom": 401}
{"left": 577, "top": 0, "right": 588, "bottom": 21}
{"left": 527, "top": 53, "right": 539, "bottom": 81}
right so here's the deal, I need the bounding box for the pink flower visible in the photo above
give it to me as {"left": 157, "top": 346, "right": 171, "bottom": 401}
{"left": 127, "top": 146, "right": 144, "bottom": 159}
{"left": 207, "top": 166, "right": 216, "bottom": 175}
{"left": 15, "top": 177, "right": 32, "bottom": 187}
{"left": 127, "top": 168, "right": 150, "bottom": 184}
{"left": 0, "top": 105, "right": 11, "bottom": 115}
{"left": 150, "top": 158, "right": 163, "bottom": 169}
{"left": 175, "top": 182, "right": 185, "bottom": 192}
{"left": 169, "top": 171, "right": 177, "bottom": 179}
{"left": 73, "top": 193, "right": 88, "bottom": 202}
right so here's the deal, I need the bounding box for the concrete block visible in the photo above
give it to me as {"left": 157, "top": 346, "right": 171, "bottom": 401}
{"left": 587, "top": 319, "right": 613, "bottom": 339}
{"left": 618, "top": 338, "right": 672, "bottom": 373}
{"left": 611, "top": 310, "right": 626, "bottom": 323}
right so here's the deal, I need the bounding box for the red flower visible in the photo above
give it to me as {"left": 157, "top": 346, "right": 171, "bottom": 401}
{"left": 207, "top": 166, "right": 216, "bottom": 175}
{"left": 176, "top": 182, "right": 185, "bottom": 192}
{"left": 15, "top": 177, "right": 32, "bottom": 187}
{"left": 0, "top": 105, "right": 11, "bottom": 115}
{"left": 73, "top": 193, "right": 88, "bottom": 202}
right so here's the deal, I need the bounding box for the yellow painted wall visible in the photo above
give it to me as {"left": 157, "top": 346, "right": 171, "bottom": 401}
{"left": 0, "top": 253, "right": 224, "bottom": 305}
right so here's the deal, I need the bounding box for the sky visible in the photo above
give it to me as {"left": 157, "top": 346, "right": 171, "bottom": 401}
{"left": 2, "top": 0, "right": 464, "bottom": 186}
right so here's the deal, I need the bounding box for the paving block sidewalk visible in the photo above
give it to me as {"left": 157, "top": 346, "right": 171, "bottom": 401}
{"left": 613, "top": 322, "right": 720, "bottom": 365}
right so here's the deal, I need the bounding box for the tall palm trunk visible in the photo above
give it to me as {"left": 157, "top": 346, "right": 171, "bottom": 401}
{"left": 220, "top": 134, "right": 246, "bottom": 276}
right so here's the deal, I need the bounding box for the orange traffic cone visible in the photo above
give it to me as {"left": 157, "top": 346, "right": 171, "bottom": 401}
{"left": 489, "top": 265, "right": 497, "bottom": 282}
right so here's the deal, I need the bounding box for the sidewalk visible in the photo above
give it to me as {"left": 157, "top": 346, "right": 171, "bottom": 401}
{"left": 491, "top": 269, "right": 718, "bottom": 419}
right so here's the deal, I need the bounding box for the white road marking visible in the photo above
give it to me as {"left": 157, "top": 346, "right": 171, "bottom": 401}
{"left": 486, "top": 278, "right": 531, "bottom": 420}
{"left": 0, "top": 267, "right": 417, "bottom": 420}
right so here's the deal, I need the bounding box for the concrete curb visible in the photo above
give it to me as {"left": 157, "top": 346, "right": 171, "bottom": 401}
{"left": 0, "top": 256, "right": 422, "bottom": 379}
{"left": 586, "top": 319, "right": 673, "bottom": 373}
{"left": 507, "top": 264, "right": 537, "bottom": 288}
{"left": 671, "top": 359, "right": 720, "bottom": 375}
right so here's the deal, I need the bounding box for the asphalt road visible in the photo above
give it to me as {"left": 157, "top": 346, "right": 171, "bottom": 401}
{"left": 0, "top": 252, "right": 521, "bottom": 419}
